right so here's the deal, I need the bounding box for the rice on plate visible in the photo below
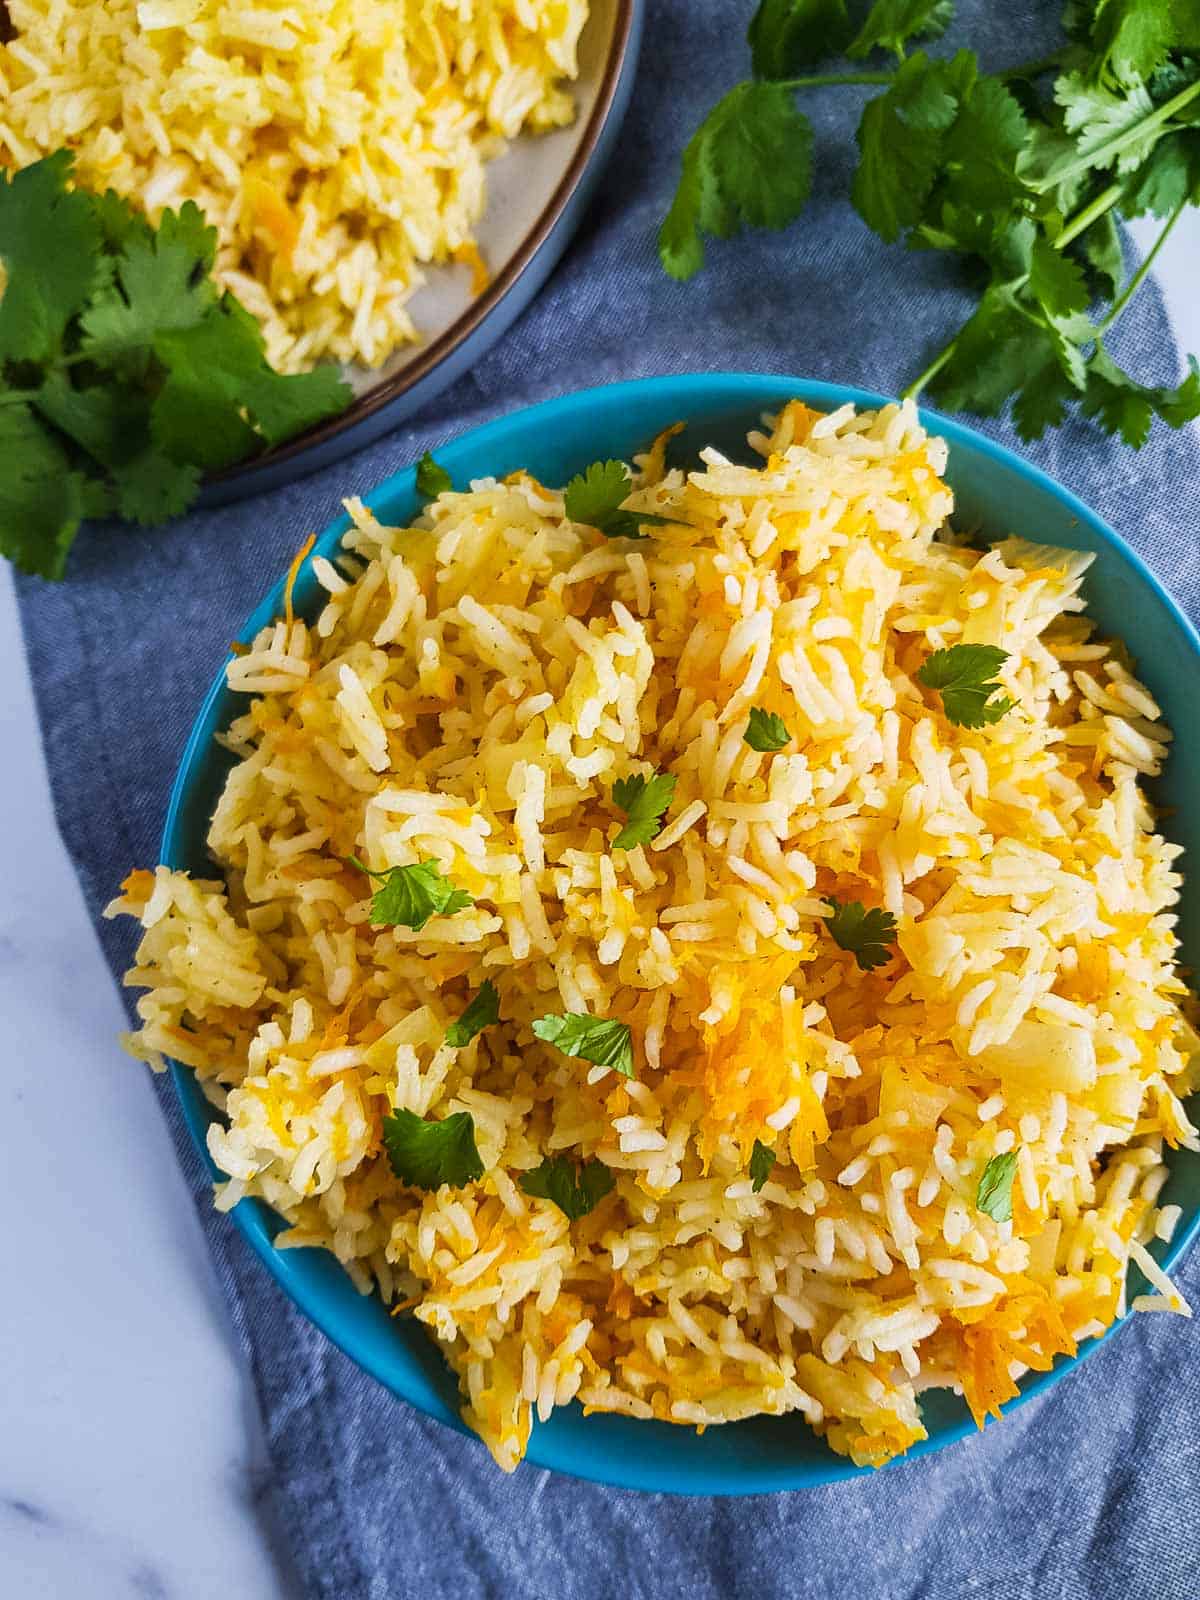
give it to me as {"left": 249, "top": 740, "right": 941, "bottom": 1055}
{"left": 0, "top": 0, "right": 588, "bottom": 371}
{"left": 109, "top": 398, "right": 1199, "bottom": 1473}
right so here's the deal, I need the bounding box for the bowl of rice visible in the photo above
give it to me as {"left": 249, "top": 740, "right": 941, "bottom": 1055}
{"left": 109, "top": 373, "right": 1200, "bottom": 1492}
{"left": 0, "top": 0, "right": 641, "bottom": 498}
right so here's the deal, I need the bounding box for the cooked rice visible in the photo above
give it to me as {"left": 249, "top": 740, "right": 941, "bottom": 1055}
{"left": 108, "top": 399, "right": 1199, "bottom": 1472}
{"left": 0, "top": 0, "right": 587, "bottom": 370}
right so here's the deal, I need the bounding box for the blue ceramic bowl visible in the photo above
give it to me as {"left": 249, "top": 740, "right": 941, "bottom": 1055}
{"left": 164, "top": 374, "right": 1200, "bottom": 1492}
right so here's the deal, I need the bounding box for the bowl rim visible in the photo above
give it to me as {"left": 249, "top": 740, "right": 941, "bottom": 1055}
{"left": 163, "top": 371, "right": 1200, "bottom": 1493}
{"left": 206, "top": 0, "right": 638, "bottom": 490}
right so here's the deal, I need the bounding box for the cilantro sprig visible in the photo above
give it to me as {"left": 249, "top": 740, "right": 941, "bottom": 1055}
{"left": 347, "top": 855, "right": 473, "bottom": 931}
{"left": 659, "top": 1, "right": 1200, "bottom": 448}
{"left": 532, "top": 1013, "right": 636, "bottom": 1078}
{"left": 917, "top": 644, "right": 1015, "bottom": 728}
{"left": 563, "top": 459, "right": 677, "bottom": 540}
{"left": 445, "top": 980, "right": 500, "bottom": 1048}
{"left": 382, "top": 1107, "right": 484, "bottom": 1191}
{"left": 520, "top": 1154, "right": 615, "bottom": 1220}
{"left": 0, "top": 154, "right": 351, "bottom": 578}
{"left": 611, "top": 770, "right": 677, "bottom": 851}
{"left": 824, "top": 896, "right": 898, "bottom": 971}
{"left": 976, "top": 1149, "right": 1019, "bottom": 1223}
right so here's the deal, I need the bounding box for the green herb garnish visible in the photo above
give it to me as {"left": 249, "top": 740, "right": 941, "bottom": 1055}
{"left": 744, "top": 707, "right": 791, "bottom": 752}
{"left": 416, "top": 450, "right": 452, "bottom": 499}
{"left": 0, "top": 153, "right": 350, "bottom": 578}
{"left": 563, "top": 459, "right": 676, "bottom": 540}
{"left": 824, "top": 896, "right": 898, "bottom": 971}
{"left": 749, "top": 1139, "right": 778, "bottom": 1192}
{"left": 347, "top": 855, "right": 473, "bottom": 931}
{"left": 917, "top": 644, "right": 1014, "bottom": 728}
{"left": 445, "top": 980, "right": 500, "bottom": 1048}
{"left": 611, "top": 770, "right": 677, "bottom": 851}
{"left": 520, "top": 1154, "right": 615, "bottom": 1220}
{"left": 976, "top": 1149, "right": 1019, "bottom": 1223}
{"left": 382, "top": 1108, "right": 484, "bottom": 1191}
{"left": 532, "top": 1013, "right": 636, "bottom": 1078}
{"left": 658, "top": 1, "right": 1200, "bottom": 448}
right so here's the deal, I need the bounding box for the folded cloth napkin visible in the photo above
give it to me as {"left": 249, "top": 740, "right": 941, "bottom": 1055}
{"left": 16, "top": 2, "right": 1200, "bottom": 1595}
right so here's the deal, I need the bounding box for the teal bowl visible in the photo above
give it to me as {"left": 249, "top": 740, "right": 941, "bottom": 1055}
{"left": 163, "top": 373, "right": 1200, "bottom": 1493}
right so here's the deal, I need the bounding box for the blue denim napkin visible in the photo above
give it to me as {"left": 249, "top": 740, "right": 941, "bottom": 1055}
{"left": 16, "top": 2, "right": 1200, "bottom": 1595}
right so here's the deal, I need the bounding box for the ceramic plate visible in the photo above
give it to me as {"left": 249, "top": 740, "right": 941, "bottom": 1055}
{"left": 201, "top": 0, "right": 642, "bottom": 505}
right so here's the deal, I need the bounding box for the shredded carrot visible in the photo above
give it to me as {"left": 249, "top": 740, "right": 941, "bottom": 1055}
{"left": 641, "top": 420, "right": 686, "bottom": 483}
{"left": 244, "top": 175, "right": 299, "bottom": 259}
{"left": 452, "top": 240, "right": 490, "bottom": 295}
{"left": 283, "top": 531, "right": 316, "bottom": 631}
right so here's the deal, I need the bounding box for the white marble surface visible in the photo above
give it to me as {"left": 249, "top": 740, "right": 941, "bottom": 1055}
{"left": 1, "top": 223, "right": 1196, "bottom": 1599}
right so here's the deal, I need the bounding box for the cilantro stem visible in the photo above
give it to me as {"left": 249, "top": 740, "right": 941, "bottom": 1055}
{"left": 1054, "top": 182, "right": 1124, "bottom": 251}
{"left": 1029, "top": 79, "right": 1200, "bottom": 195}
{"left": 773, "top": 53, "right": 1063, "bottom": 96}
{"left": 997, "top": 50, "right": 1067, "bottom": 82}
{"left": 776, "top": 71, "right": 893, "bottom": 90}
{"left": 1096, "top": 198, "right": 1188, "bottom": 335}
{"left": 901, "top": 336, "right": 959, "bottom": 402}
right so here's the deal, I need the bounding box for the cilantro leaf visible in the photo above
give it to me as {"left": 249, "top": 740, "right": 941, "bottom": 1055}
{"left": 744, "top": 707, "right": 791, "bottom": 751}
{"left": 0, "top": 151, "right": 101, "bottom": 364}
{"left": 79, "top": 200, "right": 218, "bottom": 372}
{"left": 852, "top": 53, "right": 973, "bottom": 242}
{"left": 563, "top": 459, "right": 676, "bottom": 540}
{"left": 1027, "top": 235, "right": 1091, "bottom": 319}
{"left": 150, "top": 334, "right": 261, "bottom": 471}
{"left": 1121, "top": 131, "right": 1200, "bottom": 218}
{"left": 1012, "top": 358, "right": 1077, "bottom": 442}
{"left": 976, "top": 1150, "right": 1019, "bottom": 1223}
{"left": 91, "top": 187, "right": 154, "bottom": 255}
{"left": 151, "top": 296, "right": 349, "bottom": 467}
{"left": 611, "top": 770, "right": 677, "bottom": 850}
{"left": 445, "top": 980, "right": 500, "bottom": 1048}
{"left": 917, "top": 644, "right": 1014, "bottom": 728}
{"left": 1054, "top": 73, "right": 1161, "bottom": 177}
{"left": 846, "top": 0, "right": 954, "bottom": 62}
{"left": 749, "top": 1139, "right": 777, "bottom": 1192}
{"left": 416, "top": 450, "right": 453, "bottom": 499}
{"left": 112, "top": 451, "right": 203, "bottom": 525}
{"left": 1082, "top": 347, "right": 1200, "bottom": 447}
{"left": 1074, "top": 209, "right": 1125, "bottom": 296}
{"left": 520, "top": 1155, "right": 615, "bottom": 1221}
{"left": 823, "top": 897, "right": 898, "bottom": 972}
{"left": 942, "top": 75, "right": 1032, "bottom": 212}
{"left": 31, "top": 369, "right": 149, "bottom": 468}
{"left": 382, "top": 1108, "right": 484, "bottom": 1191}
{"left": 0, "top": 403, "right": 87, "bottom": 580}
{"left": 932, "top": 284, "right": 1088, "bottom": 426}
{"left": 1088, "top": 0, "right": 1177, "bottom": 85}
{"left": 348, "top": 856, "right": 474, "bottom": 931}
{"left": 748, "top": 0, "right": 854, "bottom": 78}
{"left": 659, "top": 81, "right": 813, "bottom": 279}
{"left": 659, "top": 135, "right": 727, "bottom": 282}
{"left": 532, "top": 1013, "right": 636, "bottom": 1078}
{"left": 928, "top": 287, "right": 1030, "bottom": 415}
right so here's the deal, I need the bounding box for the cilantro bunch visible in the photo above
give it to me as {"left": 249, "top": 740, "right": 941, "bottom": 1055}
{"left": 660, "top": 0, "right": 1200, "bottom": 447}
{"left": 0, "top": 153, "right": 351, "bottom": 579}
